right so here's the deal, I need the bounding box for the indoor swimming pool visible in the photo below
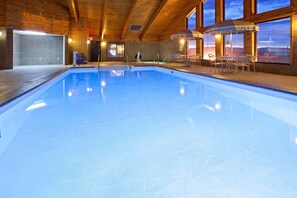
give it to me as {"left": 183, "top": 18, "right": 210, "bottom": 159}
{"left": 0, "top": 66, "right": 297, "bottom": 197}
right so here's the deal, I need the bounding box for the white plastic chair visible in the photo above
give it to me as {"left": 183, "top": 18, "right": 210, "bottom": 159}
{"left": 233, "top": 56, "right": 251, "bottom": 72}
{"left": 245, "top": 54, "right": 256, "bottom": 72}
{"left": 208, "top": 54, "right": 226, "bottom": 73}
{"left": 189, "top": 54, "right": 201, "bottom": 67}
{"left": 173, "top": 54, "right": 185, "bottom": 66}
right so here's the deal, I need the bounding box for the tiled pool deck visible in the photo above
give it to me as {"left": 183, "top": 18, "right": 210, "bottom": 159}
{"left": 1, "top": 62, "right": 297, "bottom": 107}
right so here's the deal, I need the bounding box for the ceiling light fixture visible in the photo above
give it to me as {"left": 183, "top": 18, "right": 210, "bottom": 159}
{"left": 101, "top": 41, "right": 107, "bottom": 47}
{"left": 215, "top": 34, "right": 221, "bottom": 39}
{"left": 22, "top": 30, "right": 46, "bottom": 35}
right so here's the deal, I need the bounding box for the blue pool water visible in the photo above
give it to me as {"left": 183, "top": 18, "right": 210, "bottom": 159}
{"left": 1, "top": 67, "right": 297, "bottom": 197}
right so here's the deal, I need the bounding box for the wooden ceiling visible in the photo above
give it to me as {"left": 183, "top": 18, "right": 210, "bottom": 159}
{"left": 67, "top": 0, "right": 197, "bottom": 41}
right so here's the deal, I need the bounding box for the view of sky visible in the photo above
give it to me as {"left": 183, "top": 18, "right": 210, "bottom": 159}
{"left": 187, "top": 0, "right": 291, "bottom": 61}
{"left": 200, "top": 0, "right": 291, "bottom": 48}
{"left": 257, "top": 0, "right": 290, "bottom": 13}
{"left": 187, "top": 11, "right": 196, "bottom": 30}
{"left": 203, "top": 0, "right": 215, "bottom": 27}
{"left": 257, "top": 18, "right": 290, "bottom": 48}
{"left": 225, "top": 0, "right": 243, "bottom": 20}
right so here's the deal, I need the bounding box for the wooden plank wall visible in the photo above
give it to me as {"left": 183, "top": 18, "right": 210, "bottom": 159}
{"left": 69, "top": 18, "right": 89, "bottom": 63}
{"left": 0, "top": 0, "right": 6, "bottom": 27}
{"left": 157, "top": 0, "right": 200, "bottom": 57}
{"left": 0, "top": 28, "right": 13, "bottom": 69}
{"left": 5, "top": 0, "right": 70, "bottom": 35}
{"left": 293, "top": 13, "right": 297, "bottom": 73}
{"left": 125, "top": 41, "right": 159, "bottom": 61}
{"left": 159, "top": 0, "right": 198, "bottom": 41}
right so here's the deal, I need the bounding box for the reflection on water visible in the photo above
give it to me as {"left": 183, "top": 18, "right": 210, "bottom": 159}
{"left": 110, "top": 70, "right": 125, "bottom": 77}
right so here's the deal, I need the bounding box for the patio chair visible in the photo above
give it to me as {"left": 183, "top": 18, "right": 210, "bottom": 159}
{"left": 189, "top": 54, "right": 201, "bottom": 66}
{"left": 208, "top": 54, "right": 226, "bottom": 73}
{"left": 245, "top": 54, "right": 256, "bottom": 72}
{"left": 233, "top": 56, "right": 251, "bottom": 72}
{"left": 173, "top": 54, "right": 186, "bottom": 66}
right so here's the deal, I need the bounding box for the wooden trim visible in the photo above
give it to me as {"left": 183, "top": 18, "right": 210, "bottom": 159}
{"left": 254, "top": 31, "right": 258, "bottom": 59}
{"left": 140, "top": 0, "right": 168, "bottom": 41}
{"left": 222, "top": 0, "right": 225, "bottom": 20}
{"left": 290, "top": 14, "right": 294, "bottom": 66}
{"left": 101, "top": 0, "right": 107, "bottom": 40}
{"left": 67, "top": 0, "right": 79, "bottom": 23}
{"left": 215, "top": 0, "right": 224, "bottom": 55}
{"left": 215, "top": 0, "right": 224, "bottom": 23}
{"left": 186, "top": 7, "right": 196, "bottom": 18}
{"left": 250, "top": 5, "right": 297, "bottom": 23}
{"left": 291, "top": 13, "right": 297, "bottom": 67}
{"left": 186, "top": 7, "right": 196, "bottom": 29}
{"left": 244, "top": 0, "right": 255, "bottom": 19}
{"left": 121, "top": 0, "right": 139, "bottom": 40}
{"left": 197, "top": 3, "right": 203, "bottom": 28}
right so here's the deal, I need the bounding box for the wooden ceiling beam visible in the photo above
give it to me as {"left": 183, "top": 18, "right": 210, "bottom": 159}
{"left": 67, "top": 0, "right": 80, "bottom": 23}
{"left": 140, "top": 0, "right": 168, "bottom": 41}
{"left": 101, "top": 0, "right": 108, "bottom": 40}
{"left": 121, "top": 0, "right": 140, "bottom": 40}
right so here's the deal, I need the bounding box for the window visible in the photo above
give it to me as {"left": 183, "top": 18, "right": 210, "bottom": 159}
{"left": 187, "top": 10, "right": 196, "bottom": 30}
{"left": 187, "top": 40, "right": 196, "bottom": 56}
{"left": 224, "top": 34, "right": 244, "bottom": 56}
{"left": 257, "top": 18, "right": 290, "bottom": 64}
{"left": 107, "top": 43, "right": 125, "bottom": 58}
{"left": 187, "top": 10, "right": 196, "bottom": 56}
{"left": 257, "top": 0, "right": 290, "bottom": 14}
{"left": 203, "top": 0, "right": 215, "bottom": 27}
{"left": 203, "top": 34, "right": 215, "bottom": 59}
{"left": 225, "top": 0, "right": 243, "bottom": 20}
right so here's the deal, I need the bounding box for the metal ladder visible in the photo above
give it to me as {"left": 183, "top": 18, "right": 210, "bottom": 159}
{"left": 153, "top": 53, "right": 160, "bottom": 64}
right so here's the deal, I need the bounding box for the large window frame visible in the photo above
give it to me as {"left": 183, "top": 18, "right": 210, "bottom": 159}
{"left": 203, "top": 34, "right": 216, "bottom": 59}
{"left": 256, "top": 17, "right": 291, "bottom": 64}
{"left": 256, "top": 0, "right": 291, "bottom": 14}
{"left": 198, "top": 0, "right": 293, "bottom": 64}
{"left": 187, "top": 9, "right": 197, "bottom": 56}
{"left": 203, "top": 0, "right": 215, "bottom": 27}
{"left": 187, "top": 9, "right": 196, "bottom": 30}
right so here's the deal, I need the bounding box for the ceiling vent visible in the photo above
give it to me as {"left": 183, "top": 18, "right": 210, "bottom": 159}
{"left": 129, "top": 25, "right": 143, "bottom": 31}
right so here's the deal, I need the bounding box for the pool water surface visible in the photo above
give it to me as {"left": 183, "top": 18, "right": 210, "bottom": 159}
{"left": 0, "top": 67, "right": 297, "bottom": 197}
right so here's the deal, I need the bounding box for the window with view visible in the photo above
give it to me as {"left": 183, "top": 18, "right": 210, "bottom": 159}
{"left": 187, "top": 10, "right": 196, "bottom": 56}
{"left": 203, "top": 34, "right": 215, "bottom": 59}
{"left": 257, "top": 18, "right": 290, "bottom": 64}
{"left": 257, "top": 0, "right": 290, "bottom": 14}
{"left": 187, "top": 10, "right": 196, "bottom": 30}
{"left": 225, "top": 0, "right": 243, "bottom": 20}
{"left": 203, "top": 0, "right": 215, "bottom": 27}
{"left": 224, "top": 34, "right": 244, "bottom": 56}
{"left": 107, "top": 43, "right": 125, "bottom": 58}
{"left": 187, "top": 40, "right": 196, "bottom": 56}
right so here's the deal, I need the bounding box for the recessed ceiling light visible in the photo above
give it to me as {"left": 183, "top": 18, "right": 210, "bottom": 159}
{"left": 14, "top": 30, "right": 46, "bottom": 35}
{"left": 23, "top": 31, "right": 46, "bottom": 35}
